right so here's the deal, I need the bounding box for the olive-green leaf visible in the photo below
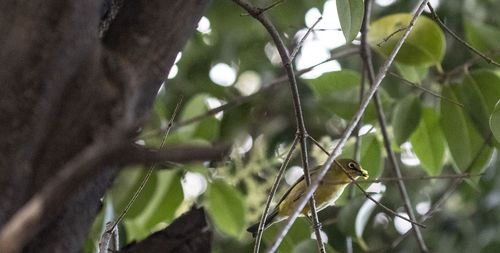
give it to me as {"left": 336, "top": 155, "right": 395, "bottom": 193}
{"left": 307, "top": 70, "right": 393, "bottom": 122}
{"left": 142, "top": 170, "right": 184, "bottom": 227}
{"left": 394, "top": 62, "right": 429, "bottom": 84}
{"left": 393, "top": 94, "right": 422, "bottom": 145}
{"left": 308, "top": 70, "right": 361, "bottom": 97}
{"left": 336, "top": 0, "right": 364, "bottom": 43}
{"left": 207, "top": 180, "right": 245, "bottom": 237}
{"left": 410, "top": 108, "right": 445, "bottom": 176}
{"left": 263, "top": 219, "right": 310, "bottom": 253}
{"left": 461, "top": 70, "right": 500, "bottom": 139}
{"left": 464, "top": 18, "right": 500, "bottom": 52}
{"left": 292, "top": 240, "right": 337, "bottom": 253}
{"left": 338, "top": 196, "right": 365, "bottom": 237}
{"left": 441, "top": 86, "right": 494, "bottom": 174}
{"left": 368, "top": 13, "right": 446, "bottom": 66}
{"left": 355, "top": 193, "right": 383, "bottom": 251}
{"left": 440, "top": 86, "right": 473, "bottom": 171}
{"left": 490, "top": 99, "right": 500, "bottom": 144}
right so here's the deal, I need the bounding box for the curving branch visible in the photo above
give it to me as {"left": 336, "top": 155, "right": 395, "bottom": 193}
{"left": 231, "top": 1, "right": 326, "bottom": 252}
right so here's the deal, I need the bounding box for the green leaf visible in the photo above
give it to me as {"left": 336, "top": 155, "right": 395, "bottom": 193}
{"left": 141, "top": 170, "right": 184, "bottom": 227}
{"left": 392, "top": 94, "right": 422, "bottom": 145}
{"left": 292, "top": 240, "right": 337, "bottom": 253}
{"left": 355, "top": 193, "right": 383, "bottom": 251}
{"left": 262, "top": 219, "right": 310, "bottom": 253}
{"left": 338, "top": 196, "right": 365, "bottom": 237}
{"left": 490, "top": 99, "right": 500, "bottom": 144}
{"left": 441, "top": 86, "right": 493, "bottom": 174}
{"left": 441, "top": 86, "right": 474, "bottom": 171}
{"left": 177, "top": 93, "right": 220, "bottom": 142}
{"left": 336, "top": 0, "right": 364, "bottom": 43}
{"left": 467, "top": 70, "right": 500, "bottom": 113}
{"left": 461, "top": 70, "right": 500, "bottom": 139}
{"left": 123, "top": 218, "right": 150, "bottom": 242}
{"left": 110, "top": 169, "right": 158, "bottom": 219}
{"left": 308, "top": 70, "right": 361, "bottom": 97}
{"left": 307, "top": 70, "right": 393, "bottom": 122}
{"left": 368, "top": 13, "right": 446, "bottom": 66}
{"left": 410, "top": 108, "right": 445, "bottom": 176}
{"left": 394, "top": 62, "right": 429, "bottom": 84}
{"left": 207, "top": 180, "right": 245, "bottom": 237}
{"left": 193, "top": 116, "right": 220, "bottom": 141}
{"left": 464, "top": 18, "right": 500, "bottom": 52}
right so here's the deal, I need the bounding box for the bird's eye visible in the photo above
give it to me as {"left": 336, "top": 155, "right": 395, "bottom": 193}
{"left": 348, "top": 162, "right": 356, "bottom": 170}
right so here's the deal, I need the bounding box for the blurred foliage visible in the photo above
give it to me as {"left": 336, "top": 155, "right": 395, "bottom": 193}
{"left": 85, "top": 0, "right": 500, "bottom": 252}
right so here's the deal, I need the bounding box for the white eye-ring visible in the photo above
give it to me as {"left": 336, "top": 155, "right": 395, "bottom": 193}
{"left": 348, "top": 162, "right": 356, "bottom": 169}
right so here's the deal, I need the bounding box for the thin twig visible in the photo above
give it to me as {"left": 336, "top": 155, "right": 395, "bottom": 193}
{"left": 265, "top": 1, "right": 432, "bottom": 252}
{"left": 233, "top": 1, "right": 326, "bottom": 252}
{"left": 444, "top": 50, "right": 500, "bottom": 78}
{"left": 105, "top": 99, "right": 182, "bottom": 235}
{"left": 427, "top": 3, "right": 500, "bottom": 68}
{"left": 361, "top": 0, "right": 429, "bottom": 250}
{"left": 290, "top": 17, "right": 322, "bottom": 61}
{"left": 306, "top": 27, "right": 342, "bottom": 32}
{"left": 253, "top": 136, "right": 299, "bottom": 253}
{"left": 377, "top": 26, "right": 408, "bottom": 47}
{"left": 388, "top": 71, "right": 463, "bottom": 107}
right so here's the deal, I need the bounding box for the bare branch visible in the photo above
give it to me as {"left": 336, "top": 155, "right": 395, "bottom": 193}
{"left": 361, "top": 4, "right": 428, "bottom": 252}
{"left": 389, "top": 71, "right": 464, "bottom": 107}
{"left": 291, "top": 17, "right": 322, "bottom": 61}
{"left": 253, "top": 136, "right": 299, "bottom": 253}
{"left": 232, "top": 0, "right": 326, "bottom": 251}
{"left": 427, "top": 3, "right": 500, "bottom": 68}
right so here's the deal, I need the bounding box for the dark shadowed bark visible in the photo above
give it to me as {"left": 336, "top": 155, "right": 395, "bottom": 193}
{"left": 0, "top": 0, "right": 210, "bottom": 252}
{"left": 120, "top": 206, "right": 211, "bottom": 253}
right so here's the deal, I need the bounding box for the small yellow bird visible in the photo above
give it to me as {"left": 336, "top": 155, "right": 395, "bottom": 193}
{"left": 247, "top": 159, "right": 368, "bottom": 237}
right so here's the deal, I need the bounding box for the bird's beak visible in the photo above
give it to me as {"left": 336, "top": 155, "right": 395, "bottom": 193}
{"left": 359, "top": 168, "right": 369, "bottom": 179}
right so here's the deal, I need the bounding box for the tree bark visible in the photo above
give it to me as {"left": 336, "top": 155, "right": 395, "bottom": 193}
{"left": 119, "top": 206, "right": 211, "bottom": 253}
{"left": 0, "top": 0, "right": 210, "bottom": 252}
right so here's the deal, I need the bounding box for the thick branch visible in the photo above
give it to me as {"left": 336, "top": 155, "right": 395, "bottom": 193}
{"left": 119, "top": 206, "right": 211, "bottom": 253}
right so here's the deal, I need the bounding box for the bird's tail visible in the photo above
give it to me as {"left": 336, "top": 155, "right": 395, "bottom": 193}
{"left": 247, "top": 208, "right": 279, "bottom": 238}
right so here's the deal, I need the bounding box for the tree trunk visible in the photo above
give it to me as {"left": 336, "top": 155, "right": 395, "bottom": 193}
{"left": 0, "top": 0, "right": 210, "bottom": 252}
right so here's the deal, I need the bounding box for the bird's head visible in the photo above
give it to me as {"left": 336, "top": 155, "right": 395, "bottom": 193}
{"left": 336, "top": 159, "right": 369, "bottom": 179}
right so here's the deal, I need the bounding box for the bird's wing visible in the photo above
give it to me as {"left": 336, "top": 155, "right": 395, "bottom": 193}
{"left": 277, "top": 174, "right": 304, "bottom": 205}
{"left": 277, "top": 166, "right": 321, "bottom": 204}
